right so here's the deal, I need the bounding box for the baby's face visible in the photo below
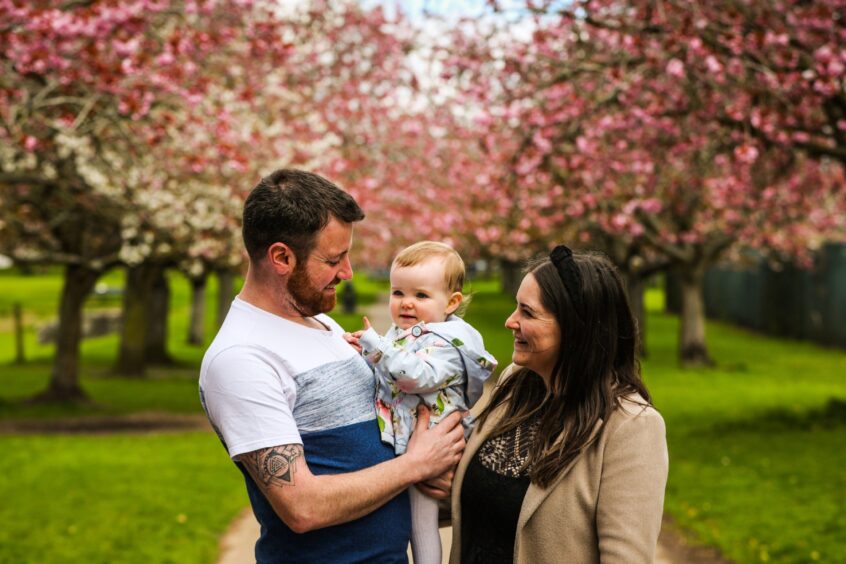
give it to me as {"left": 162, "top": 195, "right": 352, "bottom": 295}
{"left": 389, "top": 257, "right": 457, "bottom": 330}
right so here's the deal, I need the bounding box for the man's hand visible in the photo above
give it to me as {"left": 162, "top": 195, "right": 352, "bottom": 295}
{"left": 404, "top": 406, "right": 465, "bottom": 483}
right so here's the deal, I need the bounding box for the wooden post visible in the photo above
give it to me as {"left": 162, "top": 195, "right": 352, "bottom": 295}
{"left": 13, "top": 302, "right": 25, "bottom": 364}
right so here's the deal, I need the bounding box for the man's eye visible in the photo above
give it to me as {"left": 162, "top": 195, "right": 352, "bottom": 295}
{"left": 326, "top": 259, "right": 340, "bottom": 266}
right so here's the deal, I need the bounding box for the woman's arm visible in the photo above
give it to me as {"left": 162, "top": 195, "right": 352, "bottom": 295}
{"left": 596, "top": 407, "right": 669, "bottom": 563}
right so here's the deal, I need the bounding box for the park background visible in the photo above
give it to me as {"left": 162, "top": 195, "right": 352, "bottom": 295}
{"left": 1, "top": 0, "right": 845, "bottom": 562}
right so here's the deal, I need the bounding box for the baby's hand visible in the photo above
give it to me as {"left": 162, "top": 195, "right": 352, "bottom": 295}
{"left": 343, "top": 331, "right": 363, "bottom": 353}
{"left": 343, "top": 317, "right": 372, "bottom": 353}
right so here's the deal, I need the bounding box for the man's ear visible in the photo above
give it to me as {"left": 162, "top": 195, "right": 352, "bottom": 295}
{"left": 267, "top": 242, "right": 296, "bottom": 275}
{"left": 445, "top": 292, "right": 463, "bottom": 316}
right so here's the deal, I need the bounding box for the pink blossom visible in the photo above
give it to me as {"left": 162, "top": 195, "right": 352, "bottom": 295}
{"left": 641, "top": 198, "right": 663, "bottom": 214}
{"left": 734, "top": 144, "right": 759, "bottom": 164}
{"left": 666, "top": 58, "right": 685, "bottom": 78}
{"left": 704, "top": 56, "right": 723, "bottom": 75}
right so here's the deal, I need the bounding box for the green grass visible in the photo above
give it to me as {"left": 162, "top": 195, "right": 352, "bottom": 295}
{"left": 1, "top": 270, "right": 845, "bottom": 563}
{"left": 0, "top": 269, "right": 235, "bottom": 419}
{"left": 0, "top": 432, "right": 246, "bottom": 563}
{"left": 643, "top": 310, "right": 846, "bottom": 563}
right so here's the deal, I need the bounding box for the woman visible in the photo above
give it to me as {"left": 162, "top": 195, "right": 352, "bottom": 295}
{"left": 450, "top": 246, "right": 668, "bottom": 563}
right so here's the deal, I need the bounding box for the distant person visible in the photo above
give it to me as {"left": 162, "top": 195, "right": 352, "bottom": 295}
{"left": 345, "top": 241, "right": 497, "bottom": 564}
{"left": 199, "top": 169, "right": 465, "bottom": 564}
{"left": 449, "top": 246, "right": 669, "bottom": 563}
{"left": 341, "top": 280, "right": 357, "bottom": 314}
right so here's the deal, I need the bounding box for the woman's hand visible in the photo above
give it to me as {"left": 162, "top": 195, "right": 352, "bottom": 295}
{"left": 415, "top": 467, "right": 455, "bottom": 499}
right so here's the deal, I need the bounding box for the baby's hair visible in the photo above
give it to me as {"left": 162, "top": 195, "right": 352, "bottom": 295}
{"left": 393, "top": 241, "right": 465, "bottom": 294}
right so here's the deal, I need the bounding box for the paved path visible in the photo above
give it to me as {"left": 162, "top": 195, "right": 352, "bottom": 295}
{"left": 216, "top": 298, "right": 712, "bottom": 564}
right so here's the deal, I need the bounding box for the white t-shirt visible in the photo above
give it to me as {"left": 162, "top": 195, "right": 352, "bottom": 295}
{"left": 199, "top": 297, "right": 411, "bottom": 562}
{"left": 199, "top": 297, "right": 376, "bottom": 459}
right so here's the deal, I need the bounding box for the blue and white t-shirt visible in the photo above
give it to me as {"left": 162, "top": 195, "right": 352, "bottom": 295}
{"left": 200, "top": 297, "right": 410, "bottom": 564}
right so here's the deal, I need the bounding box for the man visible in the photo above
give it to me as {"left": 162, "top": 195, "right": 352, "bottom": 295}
{"left": 199, "top": 169, "right": 464, "bottom": 563}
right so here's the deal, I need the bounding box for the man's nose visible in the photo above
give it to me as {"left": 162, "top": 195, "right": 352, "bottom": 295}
{"left": 338, "top": 255, "right": 353, "bottom": 280}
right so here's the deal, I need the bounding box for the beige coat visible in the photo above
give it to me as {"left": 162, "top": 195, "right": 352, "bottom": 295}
{"left": 449, "top": 366, "right": 669, "bottom": 564}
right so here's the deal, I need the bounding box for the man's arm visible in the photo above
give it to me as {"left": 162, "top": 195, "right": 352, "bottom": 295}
{"left": 238, "top": 407, "right": 465, "bottom": 533}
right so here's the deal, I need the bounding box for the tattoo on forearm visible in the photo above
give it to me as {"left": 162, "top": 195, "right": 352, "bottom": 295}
{"left": 241, "top": 444, "right": 303, "bottom": 487}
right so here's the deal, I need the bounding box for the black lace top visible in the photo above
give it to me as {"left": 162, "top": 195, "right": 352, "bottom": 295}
{"left": 460, "top": 416, "right": 541, "bottom": 564}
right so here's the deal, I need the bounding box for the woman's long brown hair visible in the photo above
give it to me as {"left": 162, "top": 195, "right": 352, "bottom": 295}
{"left": 477, "top": 252, "right": 652, "bottom": 488}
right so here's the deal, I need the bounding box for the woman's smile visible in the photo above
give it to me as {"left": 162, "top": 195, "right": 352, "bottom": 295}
{"left": 505, "top": 274, "right": 561, "bottom": 382}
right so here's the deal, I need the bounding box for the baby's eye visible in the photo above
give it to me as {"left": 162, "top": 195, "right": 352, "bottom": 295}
{"left": 416, "top": 292, "right": 429, "bottom": 299}
{"left": 392, "top": 290, "right": 403, "bottom": 297}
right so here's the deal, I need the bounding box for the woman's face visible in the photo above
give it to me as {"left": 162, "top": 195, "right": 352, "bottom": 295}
{"left": 505, "top": 273, "right": 561, "bottom": 384}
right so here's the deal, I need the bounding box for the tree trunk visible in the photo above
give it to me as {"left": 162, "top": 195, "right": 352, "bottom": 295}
{"left": 145, "top": 267, "right": 172, "bottom": 365}
{"left": 625, "top": 275, "right": 647, "bottom": 358}
{"left": 678, "top": 267, "right": 713, "bottom": 367}
{"left": 187, "top": 274, "right": 207, "bottom": 345}
{"left": 216, "top": 269, "right": 235, "bottom": 328}
{"left": 115, "top": 264, "right": 159, "bottom": 376}
{"left": 13, "top": 303, "right": 25, "bottom": 364}
{"left": 34, "top": 265, "right": 100, "bottom": 402}
{"left": 499, "top": 259, "right": 522, "bottom": 297}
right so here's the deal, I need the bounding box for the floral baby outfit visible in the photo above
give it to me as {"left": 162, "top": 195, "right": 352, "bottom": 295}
{"left": 358, "top": 315, "right": 497, "bottom": 454}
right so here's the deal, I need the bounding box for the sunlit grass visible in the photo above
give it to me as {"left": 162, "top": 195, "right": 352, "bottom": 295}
{"left": 1, "top": 271, "right": 844, "bottom": 562}
{"left": 0, "top": 432, "right": 245, "bottom": 564}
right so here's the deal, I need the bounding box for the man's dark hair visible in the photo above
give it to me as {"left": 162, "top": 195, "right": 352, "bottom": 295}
{"left": 242, "top": 169, "right": 365, "bottom": 262}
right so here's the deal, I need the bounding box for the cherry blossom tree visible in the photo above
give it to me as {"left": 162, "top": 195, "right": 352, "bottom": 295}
{"left": 0, "top": 0, "right": 444, "bottom": 392}
{"left": 0, "top": 0, "right": 294, "bottom": 396}
{"left": 441, "top": 0, "right": 846, "bottom": 365}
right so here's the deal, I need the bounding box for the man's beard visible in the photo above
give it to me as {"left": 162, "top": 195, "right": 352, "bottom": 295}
{"left": 287, "top": 263, "right": 337, "bottom": 317}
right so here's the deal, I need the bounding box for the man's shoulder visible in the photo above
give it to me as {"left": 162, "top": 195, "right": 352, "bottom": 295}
{"left": 315, "top": 313, "right": 345, "bottom": 334}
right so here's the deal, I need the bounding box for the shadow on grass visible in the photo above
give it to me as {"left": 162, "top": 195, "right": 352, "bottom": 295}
{"left": 710, "top": 398, "right": 846, "bottom": 433}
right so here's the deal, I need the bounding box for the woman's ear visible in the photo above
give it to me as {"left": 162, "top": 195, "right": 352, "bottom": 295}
{"left": 267, "top": 242, "right": 296, "bottom": 275}
{"left": 446, "top": 291, "right": 464, "bottom": 316}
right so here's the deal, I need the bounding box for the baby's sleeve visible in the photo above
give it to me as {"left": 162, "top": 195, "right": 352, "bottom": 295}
{"left": 359, "top": 328, "right": 465, "bottom": 394}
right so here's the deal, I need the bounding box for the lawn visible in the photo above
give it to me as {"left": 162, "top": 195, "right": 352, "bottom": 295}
{"left": 1, "top": 270, "right": 844, "bottom": 563}
{"left": 0, "top": 431, "right": 246, "bottom": 563}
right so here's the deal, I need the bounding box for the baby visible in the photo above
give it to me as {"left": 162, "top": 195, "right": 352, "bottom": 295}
{"left": 346, "top": 241, "right": 497, "bottom": 564}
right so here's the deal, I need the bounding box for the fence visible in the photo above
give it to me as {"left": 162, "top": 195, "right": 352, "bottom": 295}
{"left": 667, "top": 242, "right": 846, "bottom": 349}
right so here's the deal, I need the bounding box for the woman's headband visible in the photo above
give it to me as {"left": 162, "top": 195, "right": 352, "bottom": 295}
{"left": 550, "top": 245, "right": 582, "bottom": 310}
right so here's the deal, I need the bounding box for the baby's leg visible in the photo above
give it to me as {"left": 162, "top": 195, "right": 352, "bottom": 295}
{"left": 409, "top": 484, "right": 442, "bottom": 564}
